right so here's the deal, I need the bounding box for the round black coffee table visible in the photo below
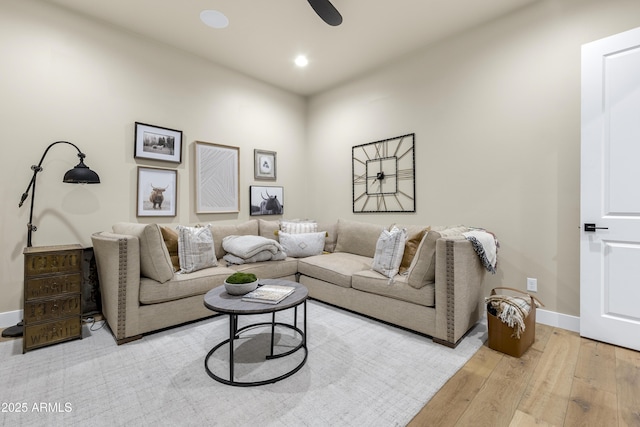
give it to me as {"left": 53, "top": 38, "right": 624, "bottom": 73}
{"left": 203, "top": 279, "right": 308, "bottom": 387}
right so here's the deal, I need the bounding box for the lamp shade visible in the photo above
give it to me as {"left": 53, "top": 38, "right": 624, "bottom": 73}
{"left": 63, "top": 159, "right": 100, "bottom": 184}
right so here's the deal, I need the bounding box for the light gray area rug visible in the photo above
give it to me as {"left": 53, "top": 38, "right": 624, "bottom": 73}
{"left": 0, "top": 300, "right": 486, "bottom": 427}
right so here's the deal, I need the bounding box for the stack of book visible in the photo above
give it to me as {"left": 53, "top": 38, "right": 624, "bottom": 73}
{"left": 241, "top": 284, "right": 295, "bottom": 304}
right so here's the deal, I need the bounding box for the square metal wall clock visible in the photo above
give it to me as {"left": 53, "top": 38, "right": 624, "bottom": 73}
{"left": 352, "top": 133, "right": 415, "bottom": 213}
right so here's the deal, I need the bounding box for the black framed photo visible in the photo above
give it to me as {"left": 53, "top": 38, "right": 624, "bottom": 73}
{"left": 250, "top": 185, "right": 284, "bottom": 216}
{"left": 254, "top": 149, "right": 277, "bottom": 180}
{"left": 134, "top": 122, "right": 183, "bottom": 163}
{"left": 136, "top": 166, "right": 177, "bottom": 217}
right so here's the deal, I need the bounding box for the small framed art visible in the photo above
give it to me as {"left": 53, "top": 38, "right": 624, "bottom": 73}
{"left": 137, "top": 166, "right": 177, "bottom": 217}
{"left": 250, "top": 185, "right": 284, "bottom": 216}
{"left": 195, "top": 141, "right": 240, "bottom": 213}
{"left": 254, "top": 149, "right": 277, "bottom": 180}
{"left": 134, "top": 122, "right": 183, "bottom": 163}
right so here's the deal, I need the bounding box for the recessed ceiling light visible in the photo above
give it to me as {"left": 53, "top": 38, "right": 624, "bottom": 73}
{"left": 294, "top": 55, "right": 309, "bottom": 68}
{"left": 200, "top": 10, "right": 229, "bottom": 29}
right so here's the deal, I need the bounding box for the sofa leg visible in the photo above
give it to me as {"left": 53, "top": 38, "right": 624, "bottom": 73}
{"left": 116, "top": 334, "right": 143, "bottom": 345}
{"left": 432, "top": 337, "right": 458, "bottom": 348}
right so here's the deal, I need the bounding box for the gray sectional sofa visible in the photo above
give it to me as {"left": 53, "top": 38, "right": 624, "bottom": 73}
{"left": 91, "top": 218, "right": 488, "bottom": 347}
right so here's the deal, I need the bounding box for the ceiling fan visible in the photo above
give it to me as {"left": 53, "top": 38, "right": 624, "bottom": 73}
{"left": 307, "top": 0, "right": 343, "bottom": 26}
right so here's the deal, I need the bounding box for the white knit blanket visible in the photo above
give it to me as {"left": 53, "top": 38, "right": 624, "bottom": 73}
{"left": 222, "top": 235, "right": 286, "bottom": 264}
{"left": 462, "top": 229, "right": 498, "bottom": 274}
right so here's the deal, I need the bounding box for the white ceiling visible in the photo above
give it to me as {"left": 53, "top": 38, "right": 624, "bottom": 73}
{"left": 42, "top": 0, "right": 539, "bottom": 96}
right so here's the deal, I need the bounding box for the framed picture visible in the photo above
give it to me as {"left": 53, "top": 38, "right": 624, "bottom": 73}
{"left": 250, "top": 185, "right": 284, "bottom": 216}
{"left": 195, "top": 141, "right": 240, "bottom": 213}
{"left": 136, "top": 166, "right": 177, "bottom": 217}
{"left": 254, "top": 149, "right": 277, "bottom": 180}
{"left": 134, "top": 122, "right": 183, "bottom": 163}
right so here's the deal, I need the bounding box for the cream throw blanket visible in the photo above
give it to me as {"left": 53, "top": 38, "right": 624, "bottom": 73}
{"left": 222, "top": 235, "right": 286, "bottom": 265}
{"left": 462, "top": 229, "right": 498, "bottom": 273}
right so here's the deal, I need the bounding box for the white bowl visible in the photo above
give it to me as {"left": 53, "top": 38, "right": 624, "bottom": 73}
{"left": 224, "top": 280, "right": 258, "bottom": 296}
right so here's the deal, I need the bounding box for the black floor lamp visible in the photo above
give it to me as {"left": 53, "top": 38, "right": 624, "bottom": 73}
{"left": 2, "top": 141, "right": 101, "bottom": 338}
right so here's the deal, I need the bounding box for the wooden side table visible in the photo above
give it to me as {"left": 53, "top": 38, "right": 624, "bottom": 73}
{"left": 23, "top": 244, "right": 83, "bottom": 353}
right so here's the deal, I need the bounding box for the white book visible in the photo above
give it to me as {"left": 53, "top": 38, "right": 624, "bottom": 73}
{"left": 242, "top": 285, "right": 295, "bottom": 304}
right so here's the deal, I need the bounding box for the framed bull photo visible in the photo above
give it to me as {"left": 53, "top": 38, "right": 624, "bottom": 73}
{"left": 134, "top": 122, "right": 183, "bottom": 163}
{"left": 250, "top": 185, "right": 284, "bottom": 216}
{"left": 137, "top": 166, "right": 177, "bottom": 217}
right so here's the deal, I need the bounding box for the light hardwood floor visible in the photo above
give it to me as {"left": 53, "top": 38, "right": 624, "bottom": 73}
{"left": 408, "top": 323, "right": 640, "bottom": 427}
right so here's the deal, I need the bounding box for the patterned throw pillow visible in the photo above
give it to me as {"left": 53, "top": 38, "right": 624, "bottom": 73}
{"left": 280, "top": 220, "right": 318, "bottom": 234}
{"left": 160, "top": 226, "right": 180, "bottom": 272}
{"left": 399, "top": 227, "right": 430, "bottom": 274}
{"left": 278, "top": 231, "right": 326, "bottom": 258}
{"left": 177, "top": 225, "right": 217, "bottom": 273}
{"left": 371, "top": 226, "right": 408, "bottom": 278}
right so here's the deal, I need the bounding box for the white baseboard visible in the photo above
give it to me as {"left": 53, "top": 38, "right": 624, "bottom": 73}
{"left": 536, "top": 308, "right": 580, "bottom": 333}
{"left": 0, "top": 309, "right": 23, "bottom": 328}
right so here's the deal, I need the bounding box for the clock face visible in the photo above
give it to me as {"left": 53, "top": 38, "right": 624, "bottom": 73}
{"left": 352, "top": 133, "right": 415, "bottom": 213}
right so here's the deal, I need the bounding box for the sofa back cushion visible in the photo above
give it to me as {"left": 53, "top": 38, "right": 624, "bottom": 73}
{"left": 113, "top": 222, "right": 174, "bottom": 283}
{"left": 406, "top": 225, "right": 468, "bottom": 289}
{"left": 258, "top": 219, "right": 280, "bottom": 240}
{"left": 317, "top": 221, "right": 338, "bottom": 253}
{"left": 210, "top": 220, "right": 259, "bottom": 259}
{"left": 335, "top": 219, "right": 385, "bottom": 258}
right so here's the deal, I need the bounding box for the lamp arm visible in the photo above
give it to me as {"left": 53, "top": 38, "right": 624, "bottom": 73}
{"left": 19, "top": 141, "right": 85, "bottom": 247}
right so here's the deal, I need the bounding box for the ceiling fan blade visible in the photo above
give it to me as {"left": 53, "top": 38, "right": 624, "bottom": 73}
{"left": 307, "top": 0, "right": 343, "bottom": 26}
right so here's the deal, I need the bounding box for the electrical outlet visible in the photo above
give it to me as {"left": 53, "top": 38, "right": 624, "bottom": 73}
{"left": 527, "top": 277, "right": 537, "bottom": 292}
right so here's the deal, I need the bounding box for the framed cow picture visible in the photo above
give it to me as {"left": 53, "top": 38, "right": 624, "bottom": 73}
{"left": 136, "top": 166, "right": 177, "bottom": 217}
{"left": 249, "top": 185, "right": 284, "bottom": 216}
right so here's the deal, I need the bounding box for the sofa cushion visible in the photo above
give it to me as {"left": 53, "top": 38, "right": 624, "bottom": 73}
{"left": 317, "top": 221, "right": 338, "bottom": 253}
{"left": 258, "top": 219, "right": 280, "bottom": 240}
{"left": 352, "top": 270, "right": 435, "bottom": 307}
{"left": 160, "top": 226, "right": 180, "bottom": 272}
{"left": 210, "top": 220, "right": 259, "bottom": 260}
{"left": 228, "top": 257, "right": 299, "bottom": 278}
{"left": 139, "top": 265, "right": 235, "bottom": 304}
{"left": 335, "top": 219, "right": 385, "bottom": 258}
{"left": 399, "top": 226, "right": 430, "bottom": 274}
{"left": 406, "top": 225, "right": 469, "bottom": 289}
{"left": 298, "top": 252, "right": 372, "bottom": 288}
{"left": 371, "top": 226, "right": 407, "bottom": 278}
{"left": 113, "top": 222, "right": 174, "bottom": 283}
{"left": 177, "top": 225, "right": 217, "bottom": 273}
{"left": 279, "top": 231, "right": 326, "bottom": 258}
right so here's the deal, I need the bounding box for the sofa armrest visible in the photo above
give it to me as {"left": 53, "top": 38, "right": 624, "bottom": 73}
{"left": 434, "top": 237, "right": 486, "bottom": 346}
{"left": 91, "top": 231, "right": 142, "bottom": 342}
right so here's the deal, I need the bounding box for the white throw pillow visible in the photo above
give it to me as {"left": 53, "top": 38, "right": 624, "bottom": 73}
{"left": 371, "top": 226, "right": 408, "bottom": 278}
{"left": 278, "top": 231, "right": 326, "bottom": 258}
{"left": 177, "top": 225, "right": 217, "bottom": 273}
{"left": 280, "top": 220, "right": 318, "bottom": 234}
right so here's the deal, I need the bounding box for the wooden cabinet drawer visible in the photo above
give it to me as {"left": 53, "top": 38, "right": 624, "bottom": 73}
{"left": 24, "top": 295, "right": 81, "bottom": 323}
{"left": 24, "top": 273, "right": 82, "bottom": 301}
{"left": 23, "top": 317, "right": 82, "bottom": 351}
{"left": 24, "top": 247, "right": 82, "bottom": 277}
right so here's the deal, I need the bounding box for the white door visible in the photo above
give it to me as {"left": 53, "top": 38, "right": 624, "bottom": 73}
{"left": 581, "top": 27, "right": 640, "bottom": 352}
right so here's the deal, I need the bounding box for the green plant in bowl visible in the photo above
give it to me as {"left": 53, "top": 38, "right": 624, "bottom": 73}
{"left": 224, "top": 272, "right": 258, "bottom": 295}
{"left": 225, "top": 272, "right": 257, "bottom": 284}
